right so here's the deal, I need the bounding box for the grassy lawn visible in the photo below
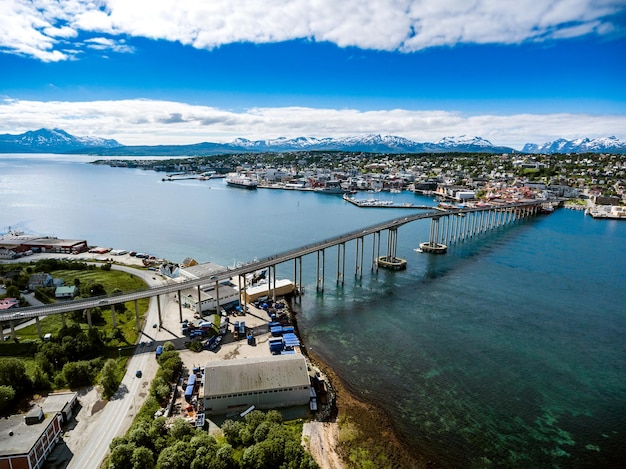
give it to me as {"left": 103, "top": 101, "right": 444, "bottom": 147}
{"left": 2, "top": 267, "right": 150, "bottom": 349}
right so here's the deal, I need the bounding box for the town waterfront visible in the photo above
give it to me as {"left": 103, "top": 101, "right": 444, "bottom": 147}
{"left": 2, "top": 154, "right": 625, "bottom": 467}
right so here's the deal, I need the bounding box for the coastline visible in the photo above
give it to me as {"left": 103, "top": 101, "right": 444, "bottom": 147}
{"left": 3, "top": 251, "right": 421, "bottom": 467}
{"left": 305, "top": 347, "right": 430, "bottom": 469}
{"left": 289, "top": 300, "right": 429, "bottom": 469}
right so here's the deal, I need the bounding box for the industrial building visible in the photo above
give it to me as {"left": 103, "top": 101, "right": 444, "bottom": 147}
{"left": 0, "top": 392, "right": 78, "bottom": 469}
{"left": 179, "top": 262, "right": 240, "bottom": 312}
{"left": 0, "top": 235, "right": 89, "bottom": 258}
{"left": 203, "top": 354, "right": 311, "bottom": 415}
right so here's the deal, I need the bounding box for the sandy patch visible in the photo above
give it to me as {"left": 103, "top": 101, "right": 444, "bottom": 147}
{"left": 302, "top": 421, "right": 344, "bottom": 469}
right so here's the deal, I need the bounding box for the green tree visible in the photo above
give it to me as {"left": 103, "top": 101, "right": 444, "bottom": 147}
{"left": 244, "top": 410, "right": 266, "bottom": 433}
{"left": 253, "top": 421, "right": 271, "bottom": 443}
{"left": 213, "top": 444, "right": 236, "bottom": 469}
{"left": 0, "top": 385, "right": 16, "bottom": 414}
{"left": 156, "top": 441, "right": 193, "bottom": 469}
{"left": 131, "top": 445, "right": 155, "bottom": 469}
{"left": 162, "top": 341, "right": 176, "bottom": 353}
{"left": 108, "top": 443, "right": 135, "bottom": 469}
{"left": 5, "top": 285, "right": 20, "bottom": 299}
{"left": 62, "top": 360, "right": 95, "bottom": 388}
{"left": 127, "top": 423, "right": 152, "bottom": 449}
{"left": 221, "top": 419, "right": 244, "bottom": 446}
{"left": 168, "top": 417, "right": 194, "bottom": 442}
{"left": 264, "top": 409, "right": 282, "bottom": 424}
{"left": 100, "top": 359, "right": 120, "bottom": 399}
{"left": 87, "top": 326, "right": 104, "bottom": 350}
{"left": 0, "top": 358, "right": 31, "bottom": 392}
{"left": 36, "top": 341, "right": 65, "bottom": 373}
{"left": 149, "top": 417, "right": 169, "bottom": 453}
{"left": 189, "top": 431, "right": 216, "bottom": 451}
{"left": 30, "top": 363, "right": 51, "bottom": 391}
{"left": 239, "top": 426, "right": 253, "bottom": 447}
{"left": 89, "top": 282, "right": 106, "bottom": 296}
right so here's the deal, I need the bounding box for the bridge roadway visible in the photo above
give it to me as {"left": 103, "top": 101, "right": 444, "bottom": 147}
{"left": 1, "top": 200, "right": 541, "bottom": 321}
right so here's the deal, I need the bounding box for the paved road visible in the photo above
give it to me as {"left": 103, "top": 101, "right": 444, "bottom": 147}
{"left": 66, "top": 265, "right": 167, "bottom": 469}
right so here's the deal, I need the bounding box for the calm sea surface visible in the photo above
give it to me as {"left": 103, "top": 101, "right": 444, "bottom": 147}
{"left": 2, "top": 154, "right": 625, "bottom": 468}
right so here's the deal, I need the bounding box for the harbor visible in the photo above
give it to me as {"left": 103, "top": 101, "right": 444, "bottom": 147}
{"left": 2, "top": 155, "right": 626, "bottom": 468}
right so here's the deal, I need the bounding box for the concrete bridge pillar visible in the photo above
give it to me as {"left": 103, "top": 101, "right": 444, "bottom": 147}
{"left": 355, "top": 236, "right": 365, "bottom": 279}
{"left": 35, "top": 316, "right": 42, "bottom": 339}
{"left": 336, "top": 243, "right": 345, "bottom": 285}
{"left": 420, "top": 217, "right": 447, "bottom": 254}
{"left": 134, "top": 299, "right": 140, "bottom": 331}
{"left": 157, "top": 295, "right": 162, "bottom": 327}
{"left": 9, "top": 321, "right": 16, "bottom": 340}
{"left": 316, "top": 249, "right": 325, "bottom": 292}
{"left": 111, "top": 304, "right": 117, "bottom": 329}
{"left": 292, "top": 256, "right": 303, "bottom": 301}
{"left": 86, "top": 309, "right": 92, "bottom": 327}
{"left": 215, "top": 279, "right": 220, "bottom": 312}
{"left": 270, "top": 264, "right": 277, "bottom": 301}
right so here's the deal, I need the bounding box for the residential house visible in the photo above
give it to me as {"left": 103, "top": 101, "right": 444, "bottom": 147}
{"left": 54, "top": 286, "right": 77, "bottom": 300}
{"left": 28, "top": 273, "right": 54, "bottom": 291}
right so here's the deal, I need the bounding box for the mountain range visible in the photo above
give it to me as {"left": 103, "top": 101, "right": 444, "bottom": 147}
{"left": 1, "top": 128, "right": 625, "bottom": 155}
{"left": 0, "top": 128, "right": 121, "bottom": 153}
{"left": 521, "top": 136, "right": 626, "bottom": 154}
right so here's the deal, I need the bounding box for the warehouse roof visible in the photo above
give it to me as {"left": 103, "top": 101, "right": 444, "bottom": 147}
{"left": 204, "top": 354, "right": 309, "bottom": 397}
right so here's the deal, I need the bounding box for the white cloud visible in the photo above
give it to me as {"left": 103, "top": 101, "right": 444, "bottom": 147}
{"left": 1, "top": 0, "right": 623, "bottom": 61}
{"left": 85, "top": 37, "right": 133, "bottom": 53}
{"left": 1, "top": 98, "right": 624, "bottom": 150}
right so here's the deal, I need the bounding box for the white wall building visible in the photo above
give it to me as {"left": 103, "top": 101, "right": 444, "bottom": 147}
{"left": 203, "top": 354, "right": 311, "bottom": 415}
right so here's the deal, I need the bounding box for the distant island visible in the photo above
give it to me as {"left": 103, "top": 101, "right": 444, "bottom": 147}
{"left": 1, "top": 128, "right": 626, "bottom": 155}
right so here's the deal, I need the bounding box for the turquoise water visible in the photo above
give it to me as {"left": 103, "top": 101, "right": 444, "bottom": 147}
{"left": 2, "top": 155, "right": 625, "bottom": 467}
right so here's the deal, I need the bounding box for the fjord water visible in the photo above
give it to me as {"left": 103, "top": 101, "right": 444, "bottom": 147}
{"left": 2, "top": 154, "right": 625, "bottom": 467}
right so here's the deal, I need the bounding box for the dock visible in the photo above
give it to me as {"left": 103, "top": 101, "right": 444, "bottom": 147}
{"left": 343, "top": 194, "right": 432, "bottom": 209}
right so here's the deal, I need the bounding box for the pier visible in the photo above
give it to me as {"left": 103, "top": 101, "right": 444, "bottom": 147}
{"left": 343, "top": 193, "right": 434, "bottom": 210}
{"left": 2, "top": 200, "right": 544, "bottom": 330}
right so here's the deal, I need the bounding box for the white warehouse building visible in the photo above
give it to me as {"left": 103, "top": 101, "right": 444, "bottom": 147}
{"left": 203, "top": 354, "right": 311, "bottom": 415}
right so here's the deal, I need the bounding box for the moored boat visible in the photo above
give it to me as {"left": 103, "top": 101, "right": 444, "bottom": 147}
{"left": 225, "top": 173, "right": 258, "bottom": 189}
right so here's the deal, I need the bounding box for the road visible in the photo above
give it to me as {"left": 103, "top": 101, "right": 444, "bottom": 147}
{"left": 66, "top": 265, "right": 168, "bottom": 469}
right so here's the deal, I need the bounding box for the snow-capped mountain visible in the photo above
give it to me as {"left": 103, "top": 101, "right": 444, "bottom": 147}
{"left": 216, "top": 134, "right": 511, "bottom": 154}
{"left": 0, "top": 128, "right": 122, "bottom": 153}
{"left": 522, "top": 136, "right": 626, "bottom": 154}
{"left": 0, "top": 130, "right": 516, "bottom": 155}
{"left": 435, "top": 135, "right": 493, "bottom": 148}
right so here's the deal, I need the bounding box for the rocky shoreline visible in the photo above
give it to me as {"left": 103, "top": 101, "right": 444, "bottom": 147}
{"left": 289, "top": 299, "right": 430, "bottom": 469}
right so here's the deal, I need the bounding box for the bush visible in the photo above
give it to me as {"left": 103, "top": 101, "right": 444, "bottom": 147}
{"left": 188, "top": 341, "right": 203, "bottom": 352}
{"left": 62, "top": 359, "right": 101, "bottom": 388}
{"left": 0, "top": 357, "right": 32, "bottom": 392}
{"left": 0, "top": 385, "right": 16, "bottom": 414}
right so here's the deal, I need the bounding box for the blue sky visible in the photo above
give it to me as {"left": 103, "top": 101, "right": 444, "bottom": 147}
{"left": 1, "top": 0, "right": 625, "bottom": 149}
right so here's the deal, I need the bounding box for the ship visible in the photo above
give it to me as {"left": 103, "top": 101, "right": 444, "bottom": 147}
{"left": 314, "top": 180, "right": 349, "bottom": 195}
{"left": 225, "top": 173, "right": 258, "bottom": 189}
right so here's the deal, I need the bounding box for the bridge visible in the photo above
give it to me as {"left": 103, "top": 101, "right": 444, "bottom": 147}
{"left": 1, "top": 200, "right": 544, "bottom": 339}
